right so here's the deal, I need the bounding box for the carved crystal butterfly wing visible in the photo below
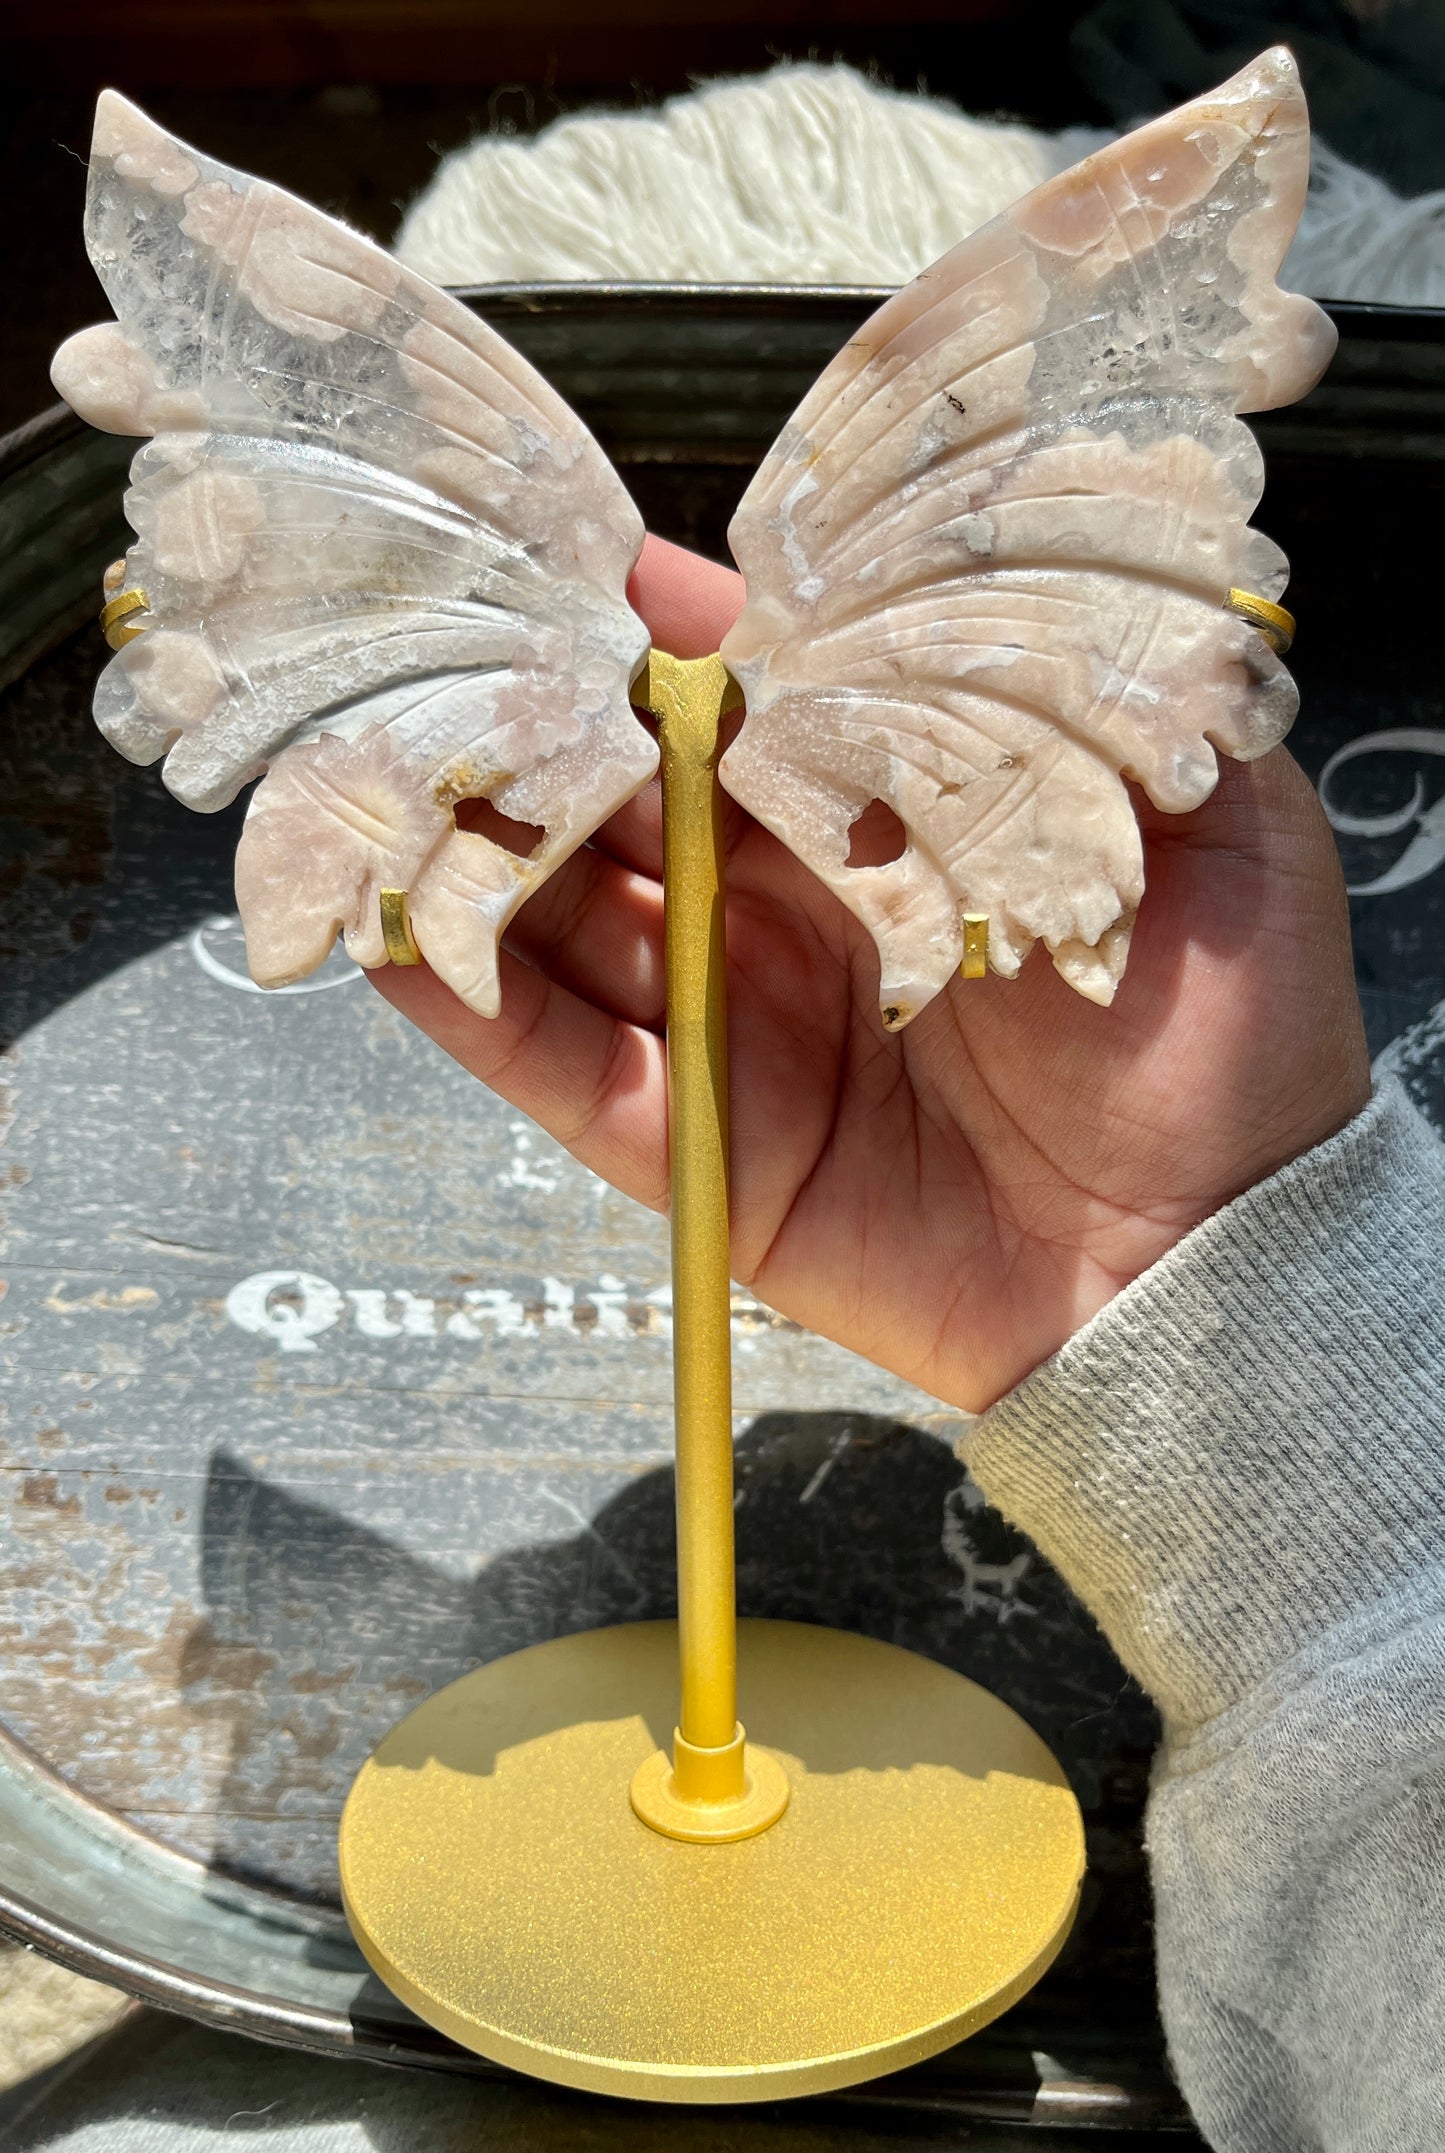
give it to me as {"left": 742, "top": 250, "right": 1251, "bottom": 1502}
{"left": 51, "top": 93, "right": 653, "bottom": 1016}
{"left": 719, "top": 47, "right": 1336, "bottom": 1025}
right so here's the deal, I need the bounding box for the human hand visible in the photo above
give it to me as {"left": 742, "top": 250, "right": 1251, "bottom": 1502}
{"left": 372, "top": 535, "right": 1371, "bottom": 1413}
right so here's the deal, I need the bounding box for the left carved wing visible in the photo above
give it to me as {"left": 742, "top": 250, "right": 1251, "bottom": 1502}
{"left": 51, "top": 93, "right": 653, "bottom": 1016}
{"left": 719, "top": 49, "right": 1336, "bottom": 1025}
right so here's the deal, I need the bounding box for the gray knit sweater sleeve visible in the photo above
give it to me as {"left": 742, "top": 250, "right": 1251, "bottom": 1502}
{"left": 963, "top": 1077, "right": 1445, "bottom": 2153}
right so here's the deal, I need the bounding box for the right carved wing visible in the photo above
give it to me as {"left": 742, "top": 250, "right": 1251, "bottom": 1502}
{"left": 719, "top": 50, "right": 1335, "bottom": 1025}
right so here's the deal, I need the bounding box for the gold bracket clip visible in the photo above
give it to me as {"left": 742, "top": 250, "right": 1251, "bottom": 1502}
{"left": 1224, "top": 588, "right": 1295, "bottom": 657}
{"left": 960, "top": 914, "right": 989, "bottom": 980}
{"left": 99, "top": 580, "right": 150, "bottom": 651}
{"left": 379, "top": 888, "right": 422, "bottom": 966}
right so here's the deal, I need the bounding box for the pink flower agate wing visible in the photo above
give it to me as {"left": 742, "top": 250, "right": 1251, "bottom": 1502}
{"left": 51, "top": 94, "right": 653, "bottom": 1016}
{"left": 719, "top": 49, "right": 1336, "bottom": 1026}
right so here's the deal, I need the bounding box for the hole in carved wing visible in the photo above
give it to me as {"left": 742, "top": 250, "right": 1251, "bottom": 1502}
{"left": 454, "top": 798, "right": 547, "bottom": 858}
{"left": 846, "top": 798, "right": 907, "bottom": 869}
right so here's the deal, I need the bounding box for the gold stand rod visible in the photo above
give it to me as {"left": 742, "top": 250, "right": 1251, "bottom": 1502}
{"left": 628, "top": 650, "right": 788, "bottom": 1842}
{"left": 657, "top": 652, "right": 738, "bottom": 1755}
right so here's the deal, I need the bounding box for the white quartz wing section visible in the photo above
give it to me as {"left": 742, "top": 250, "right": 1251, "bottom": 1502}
{"left": 49, "top": 92, "right": 654, "bottom": 1017}
{"left": 718, "top": 47, "right": 1337, "bottom": 1025}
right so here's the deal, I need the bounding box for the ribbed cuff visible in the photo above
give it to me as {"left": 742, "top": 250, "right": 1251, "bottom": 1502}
{"left": 962, "top": 1078, "right": 1445, "bottom": 1732}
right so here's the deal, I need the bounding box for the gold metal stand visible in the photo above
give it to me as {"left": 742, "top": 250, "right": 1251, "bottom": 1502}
{"left": 627, "top": 652, "right": 788, "bottom": 1843}
{"left": 339, "top": 651, "right": 1085, "bottom": 2102}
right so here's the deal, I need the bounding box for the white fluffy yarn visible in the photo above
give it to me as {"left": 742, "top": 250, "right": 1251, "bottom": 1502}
{"left": 1287, "top": 139, "right": 1445, "bottom": 306}
{"left": 395, "top": 61, "right": 1445, "bottom": 307}
{"left": 397, "top": 67, "right": 1078, "bottom": 286}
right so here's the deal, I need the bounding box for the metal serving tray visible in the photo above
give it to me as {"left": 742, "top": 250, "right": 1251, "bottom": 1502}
{"left": 1, "top": 287, "right": 1442, "bottom": 2141}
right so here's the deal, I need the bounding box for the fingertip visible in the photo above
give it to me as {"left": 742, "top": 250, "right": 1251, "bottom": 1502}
{"left": 630, "top": 534, "right": 744, "bottom": 659}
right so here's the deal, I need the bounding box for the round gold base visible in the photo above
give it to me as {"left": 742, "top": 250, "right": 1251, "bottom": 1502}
{"left": 339, "top": 1619, "right": 1084, "bottom": 2104}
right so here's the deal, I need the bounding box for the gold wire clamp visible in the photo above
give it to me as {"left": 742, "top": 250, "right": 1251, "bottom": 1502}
{"left": 960, "top": 914, "right": 989, "bottom": 980}
{"left": 379, "top": 888, "right": 422, "bottom": 966}
{"left": 1224, "top": 588, "right": 1295, "bottom": 657}
{"left": 99, "top": 587, "right": 150, "bottom": 650}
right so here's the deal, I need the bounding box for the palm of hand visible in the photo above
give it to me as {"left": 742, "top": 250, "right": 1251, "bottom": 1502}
{"left": 377, "top": 539, "right": 1369, "bottom": 1413}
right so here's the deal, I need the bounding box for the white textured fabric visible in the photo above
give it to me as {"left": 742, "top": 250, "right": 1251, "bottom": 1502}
{"left": 1289, "top": 140, "right": 1445, "bottom": 306}
{"left": 967, "top": 1078, "right": 1445, "bottom": 2149}
{"left": 395, "top": 62, "right": 1445, "bottom": 307}
{"left": 395, "top": 66, "right": 1092, "bottom": 285}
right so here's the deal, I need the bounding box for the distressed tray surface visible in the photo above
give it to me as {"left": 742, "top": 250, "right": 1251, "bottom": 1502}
{"left": 2, "top": 289, "right": 1444, "bottom": 2138}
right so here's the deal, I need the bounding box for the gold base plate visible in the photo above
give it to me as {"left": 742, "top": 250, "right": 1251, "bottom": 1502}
{"left": 339, "top": 1619, "right": 1084, "bottom": 2104}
